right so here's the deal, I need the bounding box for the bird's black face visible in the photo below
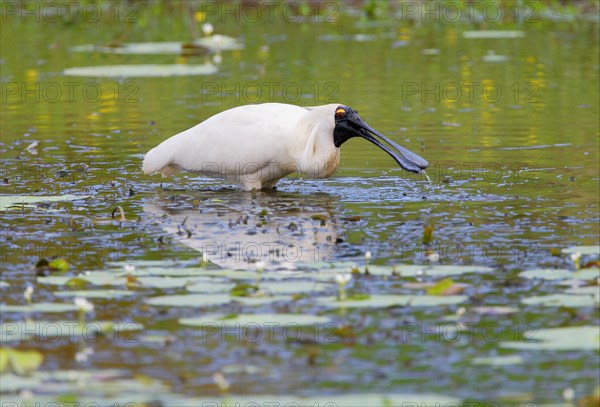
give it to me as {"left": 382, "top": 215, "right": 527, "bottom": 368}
{"left": 333, "top": 105, "right": 429, "bottom": 174}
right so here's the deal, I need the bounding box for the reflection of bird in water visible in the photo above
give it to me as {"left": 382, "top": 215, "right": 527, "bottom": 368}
{"left": 143, "top": 191, "right": 343, "bottom": 270}
{"left": 143, "top": 104, "right": 428, "bottom": 191}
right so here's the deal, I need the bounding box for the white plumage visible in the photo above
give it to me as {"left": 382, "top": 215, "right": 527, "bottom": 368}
{"left": 143, "top": 103, "right": 428, "bottom": 190}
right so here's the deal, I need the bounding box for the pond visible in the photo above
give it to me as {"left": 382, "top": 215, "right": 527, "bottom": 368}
{"left": 0, "top": 1, "right": 598, "bottom": 405}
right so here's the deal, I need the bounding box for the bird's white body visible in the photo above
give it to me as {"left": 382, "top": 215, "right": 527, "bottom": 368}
{"left": 143, "top": 103, "right": 341, "bottom": 190}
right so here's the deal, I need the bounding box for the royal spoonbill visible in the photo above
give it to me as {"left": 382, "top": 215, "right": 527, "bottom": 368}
{"left": 142, "top": 103, "right": 428, "bottom": 190}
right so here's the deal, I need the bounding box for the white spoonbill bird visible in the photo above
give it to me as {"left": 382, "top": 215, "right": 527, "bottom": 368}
{"left": 142, "top": 103, "right": 429, "bottom": 190}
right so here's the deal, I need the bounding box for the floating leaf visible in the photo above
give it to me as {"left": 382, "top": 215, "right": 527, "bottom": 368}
{"left": 0, "top": 302, "right": 79, "bottom": 313}
{"left": 471, "top": 355, "right": 524, "bottom": 366}
{"left": 0, "top": 348, "right": 44, "bottom": 374}
{"left": 179, "top": 313, "right": 332, "bottom": 328}
{"left": 564, "top": 285, "right": 599, "bottom": 301}
{"left": 71, "top": 42, "right": 191, "bottom": 54}
{"left": 482, "top": 51, "right": 510, "bottom": 63}
{"left": 363, "top": 264, "right": 493, "bottom": 277}
{"left": 54, "top": 290, "right": 134, "bottom": 299}
{"left": 1, "top": 320, "right": 142, "bottom": 343}
{"left": 500, "top": 326, "right": 599, "bottom": 351}
{"left": 162, "top": 393, "right": 461, "bottom": 406}
{"left": 196, "top": 35, "right": 244, "bottom": 51}
{"left": 471, "top": 306, "right": 519, "bottom": 315}
{"left": 363, "top": 265, "right": 425, "bottom": 276}
{"left": 70, "top": 37, "right": 243, "bottom": 55}
{"left": 522, "top": 294, "right": 598, "bottom": 308}
{"left": 63, "top": 64, "right": 218, "bottom": 78}
{"left": 0, "top": 369, "right": 161, "bottom": 402}
{"left": 260, "top": 281, "right": 330, "bottom": 295}
{"left": 48, "top": 258, "right": 69, "bottom": 272}
{"left": 0, "top": 374, "right": 42, "bottom": 393}
{"left": 200, "top": 269, "right": 308, "bottom": 281}
{"left": 315, "top": 294, "right": 467, "bottom": 309}
{"left": 230, "top": 283, "right": 259, "bottom": 297}
{"left": 463, "top": 30, "right": 525, "bottom": 39}
{"left": 0, "top": 194, "right": 89, "bottom": 211}
{"left": 38, "top": 274, "right": 127, "bottom": 287}
{"left": 106, "top": 260, "right": 189, "bottom": 268}
{"left": 134, "top": 276, "right": 226, "bottom": 290}
{"left": 425, "top": 265, "right": 494, "bottom": 276}
{"left": 0, "top": 348, "right": 6, "bottom": 372}
{"left": 145, "top": 294, "right": 231, "bottom": 307}
{"left": 185, "top": 281, "right": 236, "bottom": 293}
{"left": 519, "top": 269, "right": 599, "bottom": 281}
{"left": 221, "top": 364, "right": 261, "bottom": 375}
{"left": 120, "top": 267, "right": 216, "bottom": 277}
{"left": 232, "top": 295, "right": 293, "bottom": 306}
{"left": 426, "top": 278, "right": 456, "bottom": 295}
{"left": 561, "top": 246, "right": 600, "bottom": 255}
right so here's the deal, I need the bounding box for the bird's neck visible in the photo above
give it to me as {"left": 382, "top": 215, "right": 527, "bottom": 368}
{"left": 290, "top": 115, "right": 340, "bottom": 179}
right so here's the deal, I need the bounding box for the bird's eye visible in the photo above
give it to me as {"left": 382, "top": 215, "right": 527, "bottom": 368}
{"left": 335, "top": 108, "right": 346, "bottom": 119}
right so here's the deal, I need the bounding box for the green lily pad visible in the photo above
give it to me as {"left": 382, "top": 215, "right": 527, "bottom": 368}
{"left": 185, "top": 281, "right": 236, "bottom": 293}
{"left": 232, "top": 295, "right": 294, "bottom": 306}
{"left": 259, "top": 281, "right": 331, "bottom": 294}
{"left": 426, "top": 278, "right": 455, "bottom": 295}
{"left": 38, "top": 274, "right": 127, "bottom": 287}
{"left": 482, "top": 52, "right": 510, "bottom": 63}
{"left": 1, "top": 321, "right": 142, "bottom": 343}
{"left": 162, "top": 393, "right": 461, "bottom": 406}
{"left": 145, "top": 294, "right": 231, "bottom": 307}
{"left": 315, "top": 294, "right": 467, "bottom": 309}
{"left": 557, "top": 278, "right": 591, "bottom": 287}
{"left": 361, "top": 264, "right": 493, "bottom": 277}
{"left": 71, "top": 42, "right": 181, "bottom": 54}
{"left": 179, "top": 313, "right": 332, "bottom": 328}
{"left": 463, "top": 30, "right": 525, "bottom": 39}
{"left": 48, "top": 258, "right": 69, "bottom": 272}
{"left": 471, "top": 355, "right": 524, "bottom": 366}
{"left": 564, "top": 285, "right": 599, "bottom": 301}
{"left": 70, "top": 37, "right": 243, "bottom": 55}
{"left": 106, "top": 260, "right": 190, "bottom": 268}
{"left": 139, "top": 334, "right": 176, "bottom": 345}
{"left": 561, "top": 245, "right": 600, "bottom": 255}
{"left": 200, "top": 269, "right": 308, "bottom": 281}
{"left": 120, "top": 267, "right": 215, "bottom": 277}
{"left": 0, "top": 194, "right": 90, "bottom": 211}
{"left": 54, "top": 290, "right": 134, "bottom": 299}
{"left": 299, "top": 261, "right": 355, "bottom": 271}
{"left": 0, "top": 302, "right": 79, "bottom": 313}
{"left": 519, "top": 269, "right": 599, "bottom": 280}
{"left": 422, "top": 265, "right": 495, "bottom": 276}
{"left": 63, "top": 64, "right": 218, "bottom": 78}
{"left": 136, "top": 276, "right": 229, "bottom": 290}
{"left": 500, "top": 326, "right": 599, "bottom": 351}
{"left": 0, "top": 369, "right": 164, "bottom": 402}
{"left": 522, "top": 294, "right": 598, "bottom": 308}
{"left": 0, "top": 373, "right": 42, "bottom": 392}
{"left": 0, "top": 348, "right": 44, "bottom": 374}
{"left": 196, "top": 35, "right": 244, "bottom": 51}
{"left": 471, "top": 306, "right": 520, "bottom": 315}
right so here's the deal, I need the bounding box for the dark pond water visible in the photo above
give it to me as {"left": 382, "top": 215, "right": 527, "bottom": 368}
{"left": 0, "top": 1, "right": 598, "bottom": 405}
